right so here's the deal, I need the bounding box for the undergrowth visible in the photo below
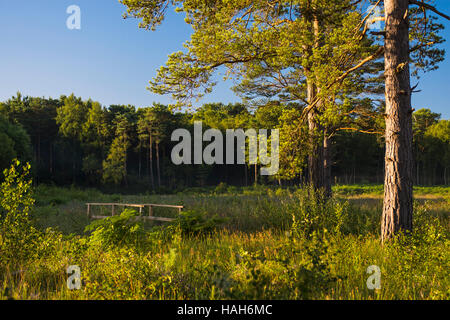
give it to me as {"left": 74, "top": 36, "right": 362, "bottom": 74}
{"left": 0, "top": 161, "right": 448, "bottom": 300}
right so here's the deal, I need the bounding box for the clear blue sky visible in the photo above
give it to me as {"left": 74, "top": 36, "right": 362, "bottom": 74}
{"left": 0, "top": 0, "right": 449, "bottom": 119}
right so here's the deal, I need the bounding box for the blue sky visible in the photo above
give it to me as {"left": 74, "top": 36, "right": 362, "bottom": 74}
{"left": 0, "top": 0, "right": 449, "bottom": 119}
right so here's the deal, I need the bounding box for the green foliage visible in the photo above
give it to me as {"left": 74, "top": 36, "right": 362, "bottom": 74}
{"left": 226, "top": 230, "right": 339, "bottom": 299}
{"left": 214, "top": 182, "right": 228, "bottom": 194}
{"left": 276, "top": 106, "right": 308, "bottom": 180}
{"left": 56, "top": 94, "right": 90, "bottom": 141}
{"left": 84, "top": 209, "right": 144, "bottom": 249}
{"left": 0, "top": 133, "right": 16, "bottom": 171}
{"left": 0, "top": 92, "right": 447, "bottom": 188}
{"left": 0, "top": 116, "right": 31, "bottom": 173}
{"left": 0, "top": 160, "right": 38, "bottom": 265}
{"left": 102, "top": 136, "right": 128, "bottom": 185}
{"left": 0, "top": 184, "right": 448, "bottom": 300}
{"left": 413, "top": 108, "right": 441, "bottom": 136}
{"left": 409, "top": 5, "right": 446, "bottom": 78}
{"left": 425, "top": 120, "right": 450, "bottom": 176}
{"left": 413, "top": 109, "right": 449, "bottom": 185}
{"left": 1, "top": 0, "right": 449, "bottom": 300}
{"left": 383, "top": 203, "right": 449, "bottom": 299}
{"left": 285, "top": 187, "right": 350, "bottom": 237}
{"left": 175, "top": 209, "right": 226, "bottom": 237}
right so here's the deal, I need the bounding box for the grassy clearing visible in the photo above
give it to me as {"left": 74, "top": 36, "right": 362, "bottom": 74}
{"left": 1, "top": 182, "right": 449, "bottom": 300}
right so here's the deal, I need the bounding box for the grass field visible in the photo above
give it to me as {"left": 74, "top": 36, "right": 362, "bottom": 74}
{"left": 1, "top": 182, "right": 449, "bottom": 300}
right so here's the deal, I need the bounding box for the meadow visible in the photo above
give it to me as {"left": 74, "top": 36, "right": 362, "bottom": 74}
{"left": 0, "top": 171, "right": 449, "bottom": 300}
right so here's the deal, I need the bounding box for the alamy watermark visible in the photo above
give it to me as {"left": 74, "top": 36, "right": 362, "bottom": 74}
{"left": 66, "top": 5, "right": 81, "bottom": 30}
{"left": 171, "top": 121, "right": 279, "bottom": 176}
{"left": 366, "top": 4, "right": 384, "bottom": 31}
{"left": 67, "top": 265, "right": 81, "bottom": 290}
{"left": 366, "top": 265, "right": 381, "bottom": 290}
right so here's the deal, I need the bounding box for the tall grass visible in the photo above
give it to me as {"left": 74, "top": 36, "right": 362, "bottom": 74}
{"left": 1, "top": 182, "right": 449, "bottom": 300}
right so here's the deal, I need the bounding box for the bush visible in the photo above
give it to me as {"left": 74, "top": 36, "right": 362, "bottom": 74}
{"left": 0, "top": 160, "right": 39, "bottom": 265}
{"left": 214, "top": 182, "right": 228, "bottom": 194}
{"left": 226, "top": 185, "right": 239, "bottom": 194}
{"left": 281, "top": 187, "right": 350, "bottom": 237}
{"left": 84, "top": 208, "right": 145, "bottom": 249}
{"left": 175, "top": 210, "right": 226, "bottom": 237}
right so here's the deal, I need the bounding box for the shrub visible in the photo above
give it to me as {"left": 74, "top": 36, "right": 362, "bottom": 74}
{"left": 84, "top": 208, "right": 144, "bottom": 249}
{"left": 175, "top": 209, "right": 226, "bottom": 237}
{"left": 0, "top": 160, "right": 39, "bottom": 265}
{"left": 226, "top": 185, "right": 239, "bottom": 194}
{"left": 214, "top": 182, "right": 228, "bottom": 194}
{"left": 223, "top": 231, "right": 339, "bottom": 299}
{"left": 286, "top": 187, "right": 350, "bottom": 237}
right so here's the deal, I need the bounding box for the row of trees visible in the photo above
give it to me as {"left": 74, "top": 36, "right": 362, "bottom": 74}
{"left": 0, "top": 93, "right": 448, "bottom": 189}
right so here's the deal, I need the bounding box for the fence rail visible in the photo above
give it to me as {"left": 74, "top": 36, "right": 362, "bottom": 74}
{"left": 86, "top": 203, "right": 184, "bottom": 222}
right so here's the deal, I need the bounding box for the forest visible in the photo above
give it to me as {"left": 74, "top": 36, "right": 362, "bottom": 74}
{"left": 0, "top": 94, "right": 448, "bottom": 190}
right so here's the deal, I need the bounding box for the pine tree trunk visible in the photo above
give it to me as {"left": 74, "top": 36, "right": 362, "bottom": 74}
{"left": 156, "top": 142, "right": 161, "bottom": 188}
{"left": 146, "top": 147, "right": 150, "bottom": 179}
{"left": 306, "top": 12, "right": 328, "bottom": 195}
{"left": 49, "top": 142, "right": 53, "bottom": 175}
{"left": 416, "top": 160, "right": 420, "bottom": 185}
{"left": 444, "top": 166, "right": 447, "bottom": 186}
{"left": 307, "top": 82, "right": 325, "bottom": 193}
{"left": 138, "top": 144, "right": 142, "bottom": 180}
{"left": 323, "top": 134, "right": 332, "bottom": 198}
{"left": 123, "top": 136, "right": 128, "bottom": 187}
{"left": 244, "top": 165, "right": 248, "bottom": 186}
{"left": 381, "top": 0, "right": 414, "bottom": 242}
{"left": 434, "top": 164, "right": 437, "bottom": 186}
{"left": 73, "top": 138, "right": 77, "bottom": 185}
{"left": 149, "top": 134, "right": 155, "bottom": 189}
{"left": 37, "top": 131, "right": 41, "bottom": 166}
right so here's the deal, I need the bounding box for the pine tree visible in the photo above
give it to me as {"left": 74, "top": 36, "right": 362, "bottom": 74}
{"left": 102, "top": 115, "right": 131, "bottom": 185}
{"left": 121, "top": 0, "right": 384, "bottom": 194}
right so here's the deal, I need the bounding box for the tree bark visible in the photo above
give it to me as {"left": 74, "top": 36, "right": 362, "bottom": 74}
{"left": 416, "top": 160, "right": 419, "bottom": 185}
{"left": 307, "top": 81, "right": 325, "bottom": 193}
{"left": 149, "top": 134, "right": 155, "bottom": 189}
{"left": 37, "top": 131, "right": 41, "bottom": 166}
{"left": 381, "top": 0, "right": 414, "bottom": 242}
{"left": 138, "top": 144, "right": 142, "bottom": 180}
{"left": 444, "top": 166, "right": 447, "bottom": 186}
{"left": 306, "top": 11, "right": 330, "bottom": 196}
{"left": 49, "top": 142, "right": 53, "bottom": 175}
{"left": 156, "top": 141, "right": 161, "bottom": 187}
{"left": 244, "top": 165, "right": 248, "bottom": 186}
{"left": 323, "top": 133, "right": 332, "bottom": 198}
{"left": 72, "top": 138, "right": 77, "bottom": 185}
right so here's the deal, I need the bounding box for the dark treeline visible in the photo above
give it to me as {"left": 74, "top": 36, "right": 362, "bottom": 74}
{"left": 0, "top": 92, "right": 448, "bottom": 192}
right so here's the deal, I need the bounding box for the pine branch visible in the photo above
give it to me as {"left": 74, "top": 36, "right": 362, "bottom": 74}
{"left": 300, "top": 46, "right": 385, "bottom": 124}
{"left": 359, "top": 0, "right": 383, "bottom": 39}
{"left": 334, "top": 47, "right": 385, "bottom": 84}
{"left": 409, "top": 41, "right": 437, "bottom": 53}
{"left": 336, "top": 127, "right": 384, "bottom": 135}
{"left": 409, "top": 0, "right": 450, "bottom": 21}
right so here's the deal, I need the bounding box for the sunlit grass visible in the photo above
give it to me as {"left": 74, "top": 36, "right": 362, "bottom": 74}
{"left": 1, "top": 184, "right": 449, "bottom": 300}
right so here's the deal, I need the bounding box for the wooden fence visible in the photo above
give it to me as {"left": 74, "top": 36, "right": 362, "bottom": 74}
{"left": 86, "top": 203, "right": 184, "bottom": 222}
